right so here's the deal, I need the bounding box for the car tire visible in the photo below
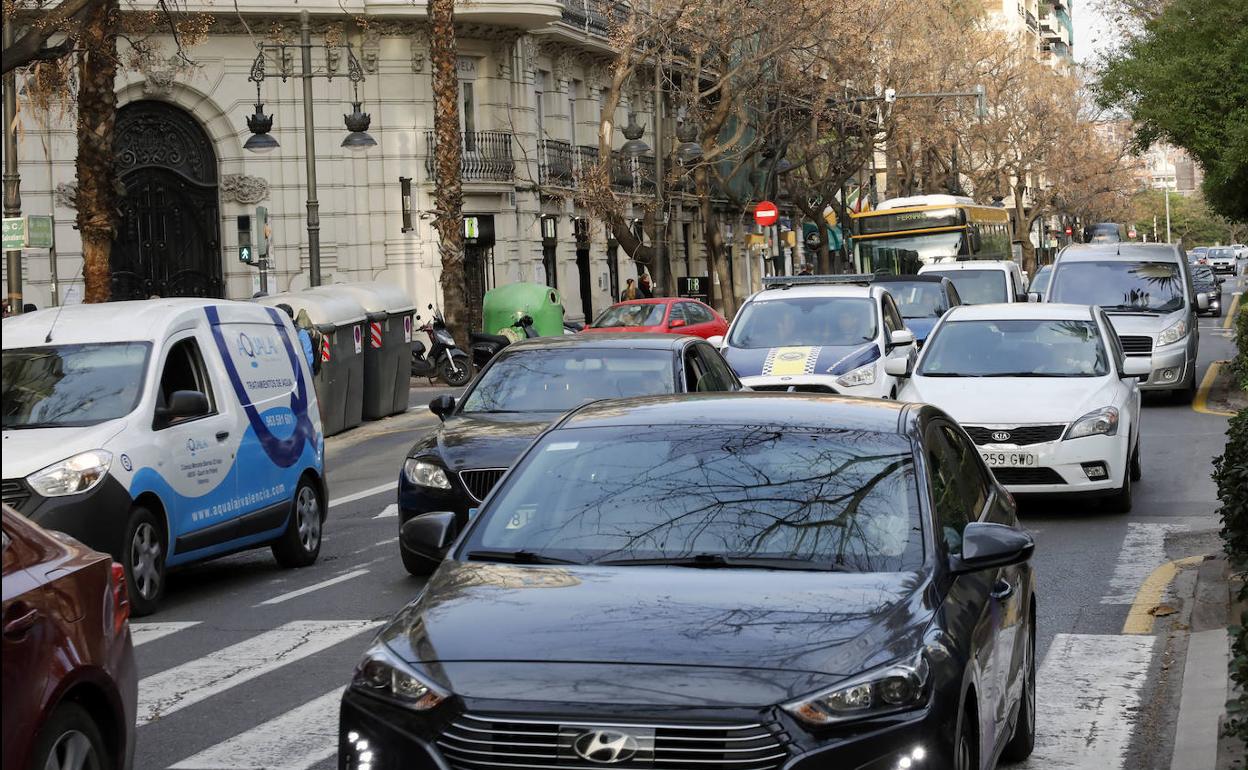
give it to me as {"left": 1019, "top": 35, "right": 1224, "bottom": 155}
{"left": 438, "top": 353, "right": 472, "bottom": 387}
{"left": 952, "top": 699, "right": 979, "bottom": 770}
{"left": 1130, "top": 442, "right": 1142, "bottom": 483}
{"left": 1171, "top": 365, "right": 1197, "bottom": 405}
{"left": 1001, "top": 623, "right": 1037, "bottom": 761}
{"left": 123, "top": 506, "right": 165, "bottom": 617}
{"left": 272, "top": 478, "right": 323, "bottom": 568}
{"left": 1105, "top": 469, "right": 1133, "bottom": 514}
{"left": 28, "top": 701, "right": 112, "bottom": 770}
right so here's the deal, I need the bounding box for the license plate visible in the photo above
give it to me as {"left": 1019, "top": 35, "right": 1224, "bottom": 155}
{"left": 980, "top": 452, "right": 1037, "bottom": 468}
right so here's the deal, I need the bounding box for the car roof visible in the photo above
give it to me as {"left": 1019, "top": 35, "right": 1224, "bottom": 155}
{"left": 872, "top": 274, "right": 949, "bottom": 284}
{"left": 1, "top": 299, "right": 277, "bottom": 349}
{"left": 505, "top": 333, "right": 694, "bottom": 351}
{"left": 919, "top": 260, "right": 1017, "bottom": 272}
{"left": 748, "top": 284, "right": 880, "bottom": 301}
{"left": 1057, "top": 243, "right": 1181, "bottom": 262}
{"left": 944, "top": 302, "right": 1096, "bottom": 322}
{"left": 559, "top": 392, "right": 910, "bottom": 434}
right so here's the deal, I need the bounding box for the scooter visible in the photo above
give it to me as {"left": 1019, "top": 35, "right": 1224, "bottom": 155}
{"left": 411, "top": 304, "right": 473, "bottom": 386}
{"left": 470, "top": 315, "right": 539, "bottom": 370}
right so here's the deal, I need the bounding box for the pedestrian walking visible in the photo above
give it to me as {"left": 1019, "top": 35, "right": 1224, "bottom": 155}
{"left": 621, "top": 278, "right": 639, "bottom": 301}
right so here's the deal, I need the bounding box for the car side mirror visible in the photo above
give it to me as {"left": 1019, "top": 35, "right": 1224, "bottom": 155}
{"left": 156, "top": 390, "right": 210, "bottom": 426}
{"left": 884, "top": 356, "right": 912, "bottom": 378}
{"left": 951, "top": 522, "right": 1034, "bottom": 574}
{"left": 707, "top": 335, "right": 725, "bottom": 348}
{"left": 400, "top": 512, "right": 458, "bottom": 573}
{"left": 1027, "top": 292, "right": 1042, "bottom": 303}
{"left": 429, "top": 394, "right": 456, "bottom": 420}
{"left": 1196, "top": 293, "right": 1211, "bottom": 311}
{"left": 887, "top": 328, "right": 915, "bottom": 349}
{"left": 669, "top": 319, "right": 687, "bottom": 329}
{"left": 1121, "top": 357, "right": 1151, "bottom": 380}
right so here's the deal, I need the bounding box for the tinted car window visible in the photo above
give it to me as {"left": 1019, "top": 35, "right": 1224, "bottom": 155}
{"left": 1050, "top": 260, "right": 1184, "bottom": 313}
{"left": 919, "top": 319, "right": 1110, "bottom": 377}
{"left": 925, "top": 423, "right": 986, "bottom": 554}
{"left": 2, "top": 342, "right": 151, "bottom": 429}
{"left": 924, "top": 269, "right": 1008, "bottom": 305}
{"left": 461, "top": 348, "right": 676, "bottom": 413}
{"left": 693, "top": 344, "right": 736, "bottom": 391}
{"left": 728, "top": 297, "right": 877, "bottom": 348}
{"left": 883, "top": 281, "right": 949, "bottom": 319}
{"left": 686, "top": 302, "right": 715, "bottom": 325}
{"left": 593, "top": 303, "right": 666, "bottom": 328}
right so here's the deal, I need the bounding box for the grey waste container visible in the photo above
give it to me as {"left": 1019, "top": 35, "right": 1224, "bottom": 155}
{"left": 255, "top": 290, "right": 368, "bottom": 437}
{"left": 325, "top": 282, "right": 417, "bottom": 419}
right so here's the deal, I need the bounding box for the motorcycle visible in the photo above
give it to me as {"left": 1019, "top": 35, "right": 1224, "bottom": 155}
{"left": 470, "top": 315, "right": 539, "bottom": 370}
{"left": 411, "top": 305, "right": 473, "bottom": 386}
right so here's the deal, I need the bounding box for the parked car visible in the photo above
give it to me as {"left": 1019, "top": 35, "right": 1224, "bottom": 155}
{"left": 3, "top": 505, "right": 137, "bottom": 770}
{"left": 1187, "top": 246, "right": 1210, "bottom": 264}
{"left": 712, "top": 276, "right": 915, "bottom": 399}
{"left": 1207, "top": 246, "right": 1238, "bottom": 274}
{"left": 1231, "top": 244, "right": 1247, "bottom": 259}
{"left": 582, "top": 297, "right": 727, "bottom": 339}
{"left": 1191, "top": 265, "right": 1223, "bottom": 317}
{"left": 891, "top": 303, "right": 1145, "bottom": 511}
{"left": 1044, "top": 242, "right": 1208, "bottom": 402}
{"left": 397, "top": 334, "right": 742, "bottom": 574}
{"left": 352, "top": 394, "right": 1037, "bottom": 770}
{"left": 870, "top": 274, "right": 962, "bottom": 346}
{"left": 918, "top": 260, "right": 1029, "bottom": 305}
{"left": 1028, "top": 265, "right": 1052, "bottom": 299}
{"left": 1084, "top": 222, "right": 1125, "bottom": 243}
{"left": 1, "top": 300, "right": 327, "bottom": 615}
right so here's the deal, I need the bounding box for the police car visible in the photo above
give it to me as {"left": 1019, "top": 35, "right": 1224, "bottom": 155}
{"left": 710, "top": 276, "right": 916, "bottom": 399}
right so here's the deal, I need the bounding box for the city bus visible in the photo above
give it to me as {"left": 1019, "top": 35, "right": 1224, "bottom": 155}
{"left": 850, "top": 194, "right": 1013, "bottom": 275}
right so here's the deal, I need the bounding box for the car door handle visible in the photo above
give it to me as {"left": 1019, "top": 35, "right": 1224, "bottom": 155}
{"left": 3, "top": 607, "right": 40, "bottom": 638}
{"left": 990, "top": 580, "right": 1015, "bottom": 601}
{"left": 216, "top": 431, "right": 230, "bottom": 442}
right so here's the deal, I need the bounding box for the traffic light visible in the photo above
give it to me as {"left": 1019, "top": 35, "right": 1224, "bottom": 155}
{"left": 237, "top": 215, "right": 254, "bottom": 264}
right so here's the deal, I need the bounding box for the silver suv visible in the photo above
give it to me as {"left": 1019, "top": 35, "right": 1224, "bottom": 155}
{"left": 1045, "top": 243, "right": 1210, "bottom": 401}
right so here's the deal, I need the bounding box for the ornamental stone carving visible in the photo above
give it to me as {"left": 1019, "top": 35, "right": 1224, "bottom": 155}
{"left": 411, "top": 30, "right": 429, "bottom": 73}
{"left": 54, "top": 181, "right": 78, "bottom": 210}
{"left": 220, "top": 174, "right": 270, "bottom": 204}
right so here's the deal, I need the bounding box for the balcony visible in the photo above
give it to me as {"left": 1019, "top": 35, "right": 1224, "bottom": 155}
{"left": 557, "top": 0, "right": 629, "bottom": 37}
{"left": 424, "top": 131, "right": 515, "bottom": 183}
{"left": 536, "top": 139, "right": 655, "bottom": 194}
{"left": 1025, "top": 10, "right": 1039, "bottom": 32}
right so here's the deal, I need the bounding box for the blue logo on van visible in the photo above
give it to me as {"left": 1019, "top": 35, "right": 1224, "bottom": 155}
{"left": 186, "top": 437, "right": 209, "bottom": 456}
{"left": 237, "top": 331, "right": 281, "bottom": 368}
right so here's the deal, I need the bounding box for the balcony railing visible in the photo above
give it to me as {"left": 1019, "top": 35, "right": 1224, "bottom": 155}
{"left": 424, "top": 130, "right": 515, "bottom": 183}
{"left": 1025, "top": 10, "right": 1039, "bottom": 31}
{"left": 558, "top": 0, "right": 629, "bottom": 37}
{"left": 537, "top": 139, "right": 656, "bottom": 194}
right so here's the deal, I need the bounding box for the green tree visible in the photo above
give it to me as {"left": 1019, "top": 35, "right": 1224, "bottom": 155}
{"left": 1099, "top": 0, "right": 1248, "bottom": 222}
{"left": 1129, "top": 189, "right": 1240, "bottom": 247}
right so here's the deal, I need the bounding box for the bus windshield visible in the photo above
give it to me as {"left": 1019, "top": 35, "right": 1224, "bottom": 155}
{"left": 856, "top": 232, "right": 965, "bottom": 274}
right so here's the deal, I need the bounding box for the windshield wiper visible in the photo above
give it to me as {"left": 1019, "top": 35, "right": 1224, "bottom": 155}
{"left": 465, "top": 549, "right": 581, "bottom": 565}
{"left": 598, "top": 553, "right": 843, "bottom": 571}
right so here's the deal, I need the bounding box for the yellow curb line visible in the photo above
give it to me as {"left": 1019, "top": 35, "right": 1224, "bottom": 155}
{"left": 1192, "top": 360, "right": 1235, "bottom": 417}
{"left": 1123, "top": 555, "right": 1206, "bottom": 635}
{"left": 1225, "top": 293, "right": 1241, "bottom": 330}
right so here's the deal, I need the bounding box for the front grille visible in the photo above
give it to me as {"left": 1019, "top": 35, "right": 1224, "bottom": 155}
{"left": 963, "top": 425, "right": 1065, "bottom": 446}
{"left": 991, "top": 467, "right": 1067, "bottom": 486}
{"left": 459, "top": 468, "right": 507, "bottom": 503}
{"left": 1, "top": 479, "right": 31, "bottom": 513}
{"left": 438, "top": 715, "right": 789, "bottom": 770}
{"left": 748, "top": 384, "right": 838, "bottom": 394}
{"left": 1119, "top": 335, "right": 1154, "bottom": 356}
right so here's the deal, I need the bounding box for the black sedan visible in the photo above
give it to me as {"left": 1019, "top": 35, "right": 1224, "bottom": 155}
{"left": 345, "top": 394, "right": 1037, "bottom": 770}
{"left": 397, "top": 334, "right": 742, "bottom": 574}
{"left": 1191, "top": 264, "right": 1223, "bottom": 317}
{"left": 871, "top": 274, "right": 962, "bottom": 346}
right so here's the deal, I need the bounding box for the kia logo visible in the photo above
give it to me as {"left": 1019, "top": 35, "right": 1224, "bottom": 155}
{"left": 991, "top": 431, "right": 1012, "bottom": 442}
{"left": 573, "top": 730, "right": 640, "bottom": 764}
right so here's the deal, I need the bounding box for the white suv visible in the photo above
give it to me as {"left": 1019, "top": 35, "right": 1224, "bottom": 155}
{"left": 712, "top": 276, "right": 916, "bottom": 399}
{"left": 917, "top": 260, "right": 1029, "bottom": 304}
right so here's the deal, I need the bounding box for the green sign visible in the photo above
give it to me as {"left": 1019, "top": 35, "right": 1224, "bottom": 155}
{"left": 26, "top": 215, "right": 53, "bottom": 249}
{"left": 2, "top": 217, "right": 24, "bottom": 250}
{"left": 464, "top": 216, "right": 480, "bottom": 240}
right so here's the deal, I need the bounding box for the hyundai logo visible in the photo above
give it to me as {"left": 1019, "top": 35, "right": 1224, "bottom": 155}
{"left": 991, "top": 431, "right": 1012, "bottom": 442}
{"left": 573, "top": 730, "right": 640, "bottom": 764}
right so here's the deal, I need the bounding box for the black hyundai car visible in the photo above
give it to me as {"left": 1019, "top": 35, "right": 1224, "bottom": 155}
{"left": 397, "top": 334, "right": 742, "bottom": 574}
{"left": 344, "top": 394, "right": 1037, "bottom": 770}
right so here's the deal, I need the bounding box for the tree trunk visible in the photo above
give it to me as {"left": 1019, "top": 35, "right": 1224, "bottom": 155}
{"left": 428, "top": 0, "right": 471, "bottom": 346}
{"left": 1012, "top": 187, "right": 1037, "bottom": 277}
{"left": 695, "top": 168, "right": 736, "bottom": 317}
{"left": 76, "top": 0, "right": 118, "bottom": 303}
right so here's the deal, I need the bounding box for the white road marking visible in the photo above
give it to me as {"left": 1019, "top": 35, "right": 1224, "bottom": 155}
{"left": 1022, "top": 633, "right": 1157, "bottom": 768}
{"left": 170, "top": 687, "right": 345, "bottom": 770}
{"left": 372, "top": 503, "right": 398, "bottom": 519}
{"left": 137, "top": 620, "right": 378, "bottom": 726}
{"left": 130, "top": 622, "right": 201, "bottom": 646}
{"left": 1102, "top": 522, "right": 1185, "bottom": 604}
{"left": 255, "top": 570, "right": 370, "bottom": 606}
{"left": 328, "top": 482, "right": 396, "bottom": 508}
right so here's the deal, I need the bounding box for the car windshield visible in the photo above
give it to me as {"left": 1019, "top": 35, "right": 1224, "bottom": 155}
{"left": 918, "top": 319, "right": 1110, "bottom": 377}
{"left": 728, "top": 297, "right": 876, "bottom": 348}
{"left": 592, "top": 303, "right": 667, "bottom": 328}
{"left": 1210, "top": 248, "right": 1234, "bottom": 259}
{"left": 1030, "top": 266, "right": 1052, "bottom": 295}
{"left": 922, "top": 269, "right": 1008, "bottom": 305}
{"left": 881, "top": 281, "right": 948, "bottom": 319}
{"left": 463, "top": 425, "right": 923, "bottom": 572}
{"left": 460, "top": 348, "right": 675, "bottom": 413}
{"left": 2, "top": 343, "right": 152, "bottom": 429}
{"left": 1049, "top": 260, "right": 1184, "bottom": 313}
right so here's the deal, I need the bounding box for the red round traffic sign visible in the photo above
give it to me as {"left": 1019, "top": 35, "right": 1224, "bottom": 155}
{"left": 754, "top": 201, "right": 779, "bottom": 227}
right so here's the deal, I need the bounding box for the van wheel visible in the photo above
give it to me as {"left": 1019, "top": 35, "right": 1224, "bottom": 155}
{"left": 27, "top": 702, "right": 111, "bottom": 770}
{"left": 124, "top": 506, "right": 165, "bottom": 617}
{"left": 272, "top": 479, "right": 323, "bottom": 568}
{"left": 1173, "top": 368, "right": 1197, "bottom": 404}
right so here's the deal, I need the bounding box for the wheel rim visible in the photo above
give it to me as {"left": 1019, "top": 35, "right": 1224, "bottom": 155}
{"left": 1025, "top": 633, "right": 1036, "bottom": 734}
{"left": 296, "top": 485, "right": 321, "bottom": 552}
{"left": 955, "top": 728, "right": 974, "bottom": 770}
{"left": 130, "top": 522, "right": 162, "bottom": 600}
{"left": 44, "top": 730, "right": 98, "bottom": 770}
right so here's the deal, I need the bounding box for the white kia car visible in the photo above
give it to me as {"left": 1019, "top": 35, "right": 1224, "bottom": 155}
{"left": 890, "top": 303, "right": 1147, "bottom": 511}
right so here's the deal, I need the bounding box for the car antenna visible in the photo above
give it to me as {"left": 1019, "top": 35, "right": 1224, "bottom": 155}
{"left": 43, "top": 261, "right": 84, "bottom": 343}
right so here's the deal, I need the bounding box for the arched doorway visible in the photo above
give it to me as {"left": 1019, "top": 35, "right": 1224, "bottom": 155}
{"left": 111, "top": 100, "right": 223, "bottom": 300}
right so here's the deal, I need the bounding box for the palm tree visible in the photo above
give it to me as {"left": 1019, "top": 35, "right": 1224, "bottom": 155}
{"left": 76, "top": 0, "right": 119, "bottom": 302}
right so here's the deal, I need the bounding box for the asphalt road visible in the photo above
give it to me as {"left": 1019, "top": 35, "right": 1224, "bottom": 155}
{"left": 128, "top": 270, "right": 1244, "bottom": 770}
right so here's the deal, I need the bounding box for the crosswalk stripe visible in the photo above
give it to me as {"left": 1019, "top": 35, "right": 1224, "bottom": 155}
{"left": 169, "top": 687, "right": 345, "bottom": 770}
{"left": 255, "top": 570, "right": 371, "bottom": 606}
{"left": 131, "top": 622, "right": 201, "bottom": 647}
{"left": 1101, "top": 522, "right": 1184, "bottom": 604}
{"left": 137, "top": 620, "right": 378, "bottom": 727}
{"left": 373, "top": 503, "right": 398, "bottom": 519}
{"left": 1021, "top": 633, "right": 1156, "bottom": 768}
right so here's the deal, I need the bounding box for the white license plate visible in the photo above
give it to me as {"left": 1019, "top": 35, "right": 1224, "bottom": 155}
{"left": 980, "top": 452, "right": 1038, "bottom": 468}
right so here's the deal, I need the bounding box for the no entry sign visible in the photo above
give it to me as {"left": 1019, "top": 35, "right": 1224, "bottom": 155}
{"left": 754, "top": 201, "right": 779, "bottom": 227}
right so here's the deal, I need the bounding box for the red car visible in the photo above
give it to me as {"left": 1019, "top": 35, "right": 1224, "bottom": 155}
{"left": 2, "top": 506, "right": 136, "bottom": 770}
{"left": 582, "top": 298, "right": 728, "bottom": 339}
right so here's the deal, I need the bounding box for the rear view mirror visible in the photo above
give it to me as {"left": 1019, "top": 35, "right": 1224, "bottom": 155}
{"left": 1196, "top": 293, "right": 1211, "bottom": 311}
{"left": 157, "top": 390, "right": 210, "bottom": 427}
{"left": 884, "top": 356, "right": 912, "bottom": 378}
{"left": 400, "top": 512, "right": 458, "bottom": 575}
{"left": 707, "top": 335, "right": 725, "bottom": 348}
{"left": 1121, "top": 357, "right": 1151, "bottom": 380}
{"left": 429, "top": 394, "right": 456, "bottom": 420}
{"left": 952, "top": 522, "right": 1034, "bottom": 573}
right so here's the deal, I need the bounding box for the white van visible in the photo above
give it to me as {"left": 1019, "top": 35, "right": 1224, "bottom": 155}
{"left": 918, "top": 260, "right": 1029, "bottom": 305}
{"left": 1, "top": 300, "right": 326, "bottom": 614}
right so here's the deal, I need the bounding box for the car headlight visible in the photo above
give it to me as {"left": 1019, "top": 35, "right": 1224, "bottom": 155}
{"left": 26, "top": 450, "right": 113, "bottom": 497}
{"left": 352, "top": 642, "right": 447, "bottom": 709}
{"left": 1157, "top": 318, "right": 1187, "bottom": 347}
{"left": 403, "top": 459, "right": 452, "bottom": 490}
{"left": 1064, "top": 406, "right": 1119, "bottom": 440}
{"left": 782, "top": 652, "right": 930, "bottom": 727}
{"left": 836, "top": 363, "right": 877, "bottom": 389}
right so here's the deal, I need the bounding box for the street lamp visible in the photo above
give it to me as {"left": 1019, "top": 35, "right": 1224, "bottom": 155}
{"left": 620, "top": 113, "right": 650, "bottom": 157}
{"left": 243, "top": 9, "right": 377, "bottom": 287}
{"left": 674, "top": 120, "right": 703, "bottom": 166}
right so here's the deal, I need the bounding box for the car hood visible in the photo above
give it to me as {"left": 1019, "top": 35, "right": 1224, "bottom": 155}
{"left": 723, "top": 343, "right": 880, "bottom": 379}
{"left": 904, "top": 375, "right": 1119, "bottom": 424}
{"left": 410, "top": 413, "right": 556, "bottom": 471}
{"left": 2, "top": 420, "right": 130, "bottom": 478}
{"left": 380, "top": 561, "right": 930, "bottom": 703}
{"left": 1102, "top": 310, "right": 1180, "bottom": 339}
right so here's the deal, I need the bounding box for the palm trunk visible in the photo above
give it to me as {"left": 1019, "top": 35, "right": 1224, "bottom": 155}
{"left": 428, "top": 0, "right": 471, "bottom": 345}
{"left": 76, "top": 0, "right": 118, "bottom": 303}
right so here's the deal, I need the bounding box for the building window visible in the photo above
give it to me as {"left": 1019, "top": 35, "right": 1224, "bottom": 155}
{"left": 570, "top": 79, "right": 583, "bottom": 146}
